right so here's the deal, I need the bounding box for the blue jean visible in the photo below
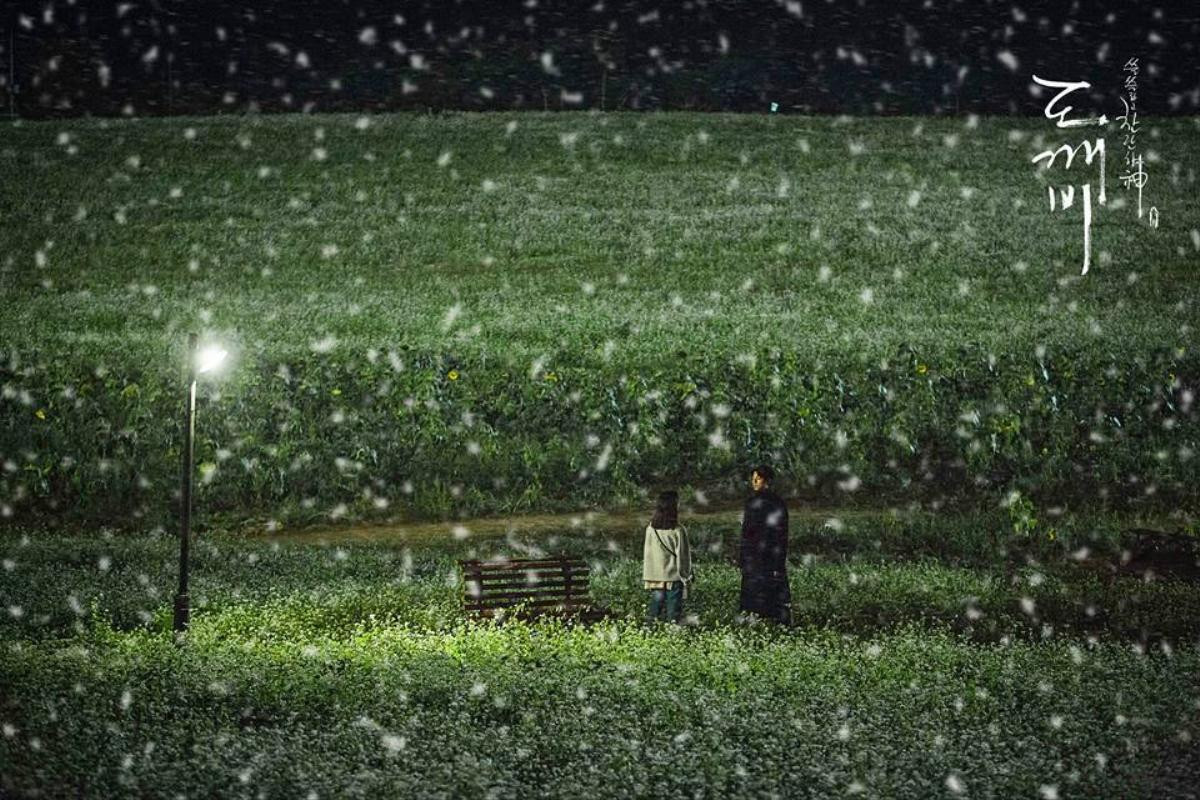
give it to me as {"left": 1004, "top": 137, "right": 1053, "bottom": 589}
{"left": 647, "top": 581, "right": 684, "bottom": 623}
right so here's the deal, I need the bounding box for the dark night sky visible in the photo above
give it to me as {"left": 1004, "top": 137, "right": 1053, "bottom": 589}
{"left": 2, "top": 0, "right": 1198, "bottom": 117}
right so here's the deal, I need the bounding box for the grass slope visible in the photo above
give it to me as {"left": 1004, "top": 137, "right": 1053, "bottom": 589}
{"left": 2, "top": 112, "right": 1197, "bottom": 362}
{"left": 0, "top": 112, "right": 1196, "bottom": 524}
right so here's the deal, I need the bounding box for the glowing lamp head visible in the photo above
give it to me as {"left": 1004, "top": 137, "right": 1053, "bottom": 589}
{"left": 196, "top": 345, "right": 228, "bottom": 375}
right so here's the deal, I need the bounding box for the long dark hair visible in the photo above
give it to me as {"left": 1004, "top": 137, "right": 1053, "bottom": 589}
{"left": 650, "top": 490, "right": 678, "bottom": 529}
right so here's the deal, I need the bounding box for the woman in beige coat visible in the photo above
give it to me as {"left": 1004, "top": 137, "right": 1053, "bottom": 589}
{"left": 643, "top": 490, "right": 693, "bottom": 623}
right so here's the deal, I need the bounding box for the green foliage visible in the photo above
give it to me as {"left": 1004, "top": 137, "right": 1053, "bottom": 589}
{"left": 1, "top": 340, "right": 1195, "bottom": 529}
{"left": 1003, "top": 490, "right": 1039, "bottom": 539}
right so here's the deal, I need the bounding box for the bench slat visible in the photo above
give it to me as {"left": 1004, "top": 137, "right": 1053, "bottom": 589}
{"left": 463, "top": 572, "right": 588, "bottom": 584}
{"left": 467, "top": 579, "right": 588, "bottom": 590}
{"left": 469, "top": 588, "right": 588, "bottom": 602}
{"left": 466, "top": 567, "right": 589, "bottom": 578}
{"left": 459, "top": 559, "right": 588, "bottom": 572}
{"left": 458, "top": 561, "right": 585, "bottom": 566}
{"left": 465, "top": 576, "right": 589, "bottom": 590}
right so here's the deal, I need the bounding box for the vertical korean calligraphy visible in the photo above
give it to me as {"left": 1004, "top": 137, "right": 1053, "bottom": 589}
{"left": 1030, "top": 75, "right": 1108, "bottom": 276}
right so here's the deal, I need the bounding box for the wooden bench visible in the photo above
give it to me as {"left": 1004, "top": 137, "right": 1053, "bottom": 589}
{"left": 458, "top": 556, "right": 609, "bottom": 622}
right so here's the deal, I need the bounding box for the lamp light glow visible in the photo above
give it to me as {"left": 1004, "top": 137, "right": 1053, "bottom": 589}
{"left": 196, "top": 345, "right": 227, "bottom": 374}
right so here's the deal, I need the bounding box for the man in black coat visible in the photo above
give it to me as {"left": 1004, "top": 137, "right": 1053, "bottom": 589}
{"left": 738, "top": 464, "right": 792, "bottom": 625}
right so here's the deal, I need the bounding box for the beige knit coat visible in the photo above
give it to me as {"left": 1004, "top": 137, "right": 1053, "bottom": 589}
{"left": 642, "top": 525, "right": 693, "bottom": 597}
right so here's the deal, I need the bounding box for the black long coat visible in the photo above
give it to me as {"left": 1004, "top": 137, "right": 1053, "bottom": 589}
{"left": 738, "top": 489, "right": 791, "bottom": 622}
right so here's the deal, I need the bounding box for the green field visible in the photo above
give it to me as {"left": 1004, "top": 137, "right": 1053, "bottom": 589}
{"left": 2, "top": 513, "right": 1198, "bottom": 797}
{"left": 1, "top": 112, "right": 1197, "bottom": 525}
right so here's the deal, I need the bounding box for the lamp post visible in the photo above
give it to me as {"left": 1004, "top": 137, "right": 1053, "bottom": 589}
{"left": 173, "top": 333, "right": 227, "bottom": 635}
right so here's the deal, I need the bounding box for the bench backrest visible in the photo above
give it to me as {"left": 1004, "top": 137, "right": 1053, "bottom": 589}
{"left": 458, "top": 556, "right": 590, "bottom": 618}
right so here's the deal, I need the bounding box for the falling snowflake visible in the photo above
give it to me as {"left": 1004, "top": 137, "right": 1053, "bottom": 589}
{"left": 595, "top": 443, "right": 613, "bottom": 471}
{"left": 310, "top": 336, "right": 338, "bottom": 354}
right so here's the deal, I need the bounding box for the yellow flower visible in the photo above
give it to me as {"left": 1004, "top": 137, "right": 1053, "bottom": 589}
{"left": 331, "top": 388, "right": 342, "bottom": 396}
{"left": 35, "top": 408, "right": 46, "bottom": 420}
{"left": 545, "top": 371, "right": 557, "bottom": 382}
{"left": 448, "top": 370, "right": 460, "bottom": 381}
{"left": 1025, "top": 374, "right": 1035, "bottom": 387}
{"left": 916, "top": 364, "right": 927, "bottom": 375}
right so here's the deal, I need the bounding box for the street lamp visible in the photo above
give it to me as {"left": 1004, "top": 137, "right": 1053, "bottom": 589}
{"left": 173, "top": 333, "right": 227, "bottom": 635}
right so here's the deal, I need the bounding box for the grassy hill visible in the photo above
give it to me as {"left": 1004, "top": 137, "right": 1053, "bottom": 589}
{"left": 0, "top": 112, "right": 1196, "bottom": 526}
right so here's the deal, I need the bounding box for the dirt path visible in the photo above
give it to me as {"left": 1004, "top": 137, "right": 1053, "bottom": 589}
{"left": 257, "top": 504, "right": 915, "bottom": 545}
